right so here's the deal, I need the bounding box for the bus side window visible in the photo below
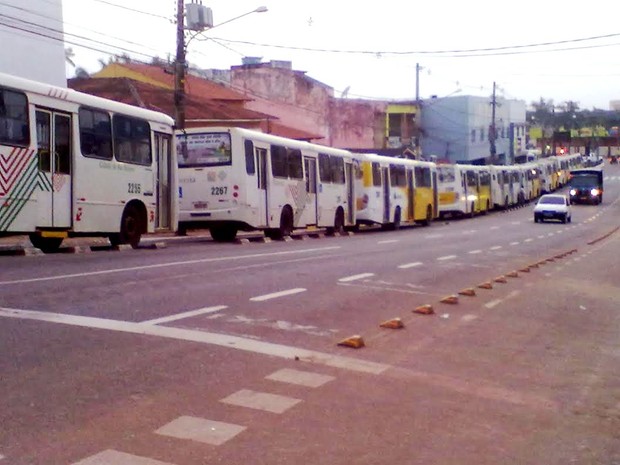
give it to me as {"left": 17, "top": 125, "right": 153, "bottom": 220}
{"left": 244, "top": 139, "right": 255, "bottom": 175}
{"left": 318, "top": 153, "right": 331, "bottom": 183}
{"left": 0, "top": 88, "right": 29, "bottom": 146}
{"left": 372, "top": 162, "right": 381, "bottom": 187}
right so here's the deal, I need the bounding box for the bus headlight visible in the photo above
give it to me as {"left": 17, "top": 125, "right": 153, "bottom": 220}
{"left": 590, "top": 188, "right": 600, "bottom": 196}
{"left": 466, "top": 194, "right": 477, "bottom": 201}
{"left": 569, "top": 189, "right": 577, "bottom": 196}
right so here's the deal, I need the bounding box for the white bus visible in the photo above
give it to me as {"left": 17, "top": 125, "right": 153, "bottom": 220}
{"left": 437, "top": 164, "right": 489, "bottom": 217}
{"left": 176, "top": 127, "right": 356, "bottom": 241}
{"left": 0, "top": 72, "right": 177, "bottom": 251}
{"left": 354, "top": 153, "right": 437, "bottom": 228}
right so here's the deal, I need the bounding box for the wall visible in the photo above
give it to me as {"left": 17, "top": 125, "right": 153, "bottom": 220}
{"left": 230, "top": 62, "right": 334, "bottom": 144}
{"left": 329, "top": 99, "right": 385, "bottom": 149}
{"left": 0, "top": 0, "right": 66, "bottom": 86}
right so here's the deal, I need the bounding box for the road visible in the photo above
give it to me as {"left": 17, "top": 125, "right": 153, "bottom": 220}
{"left": 1, "top": 164, "right": 620, "bottom": 464}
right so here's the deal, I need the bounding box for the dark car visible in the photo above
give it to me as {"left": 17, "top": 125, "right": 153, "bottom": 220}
{"left": 568, "top": 169, "right": 603, "bottom": 204}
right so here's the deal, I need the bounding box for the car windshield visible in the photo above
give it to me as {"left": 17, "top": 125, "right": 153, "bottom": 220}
{"left": 570, "top": 177, "right": 596, "bottom": 188}
{"left": 539, "top": 196, "right": 564, "bottom": 205}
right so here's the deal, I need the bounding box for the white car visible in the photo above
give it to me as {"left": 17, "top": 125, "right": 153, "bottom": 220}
{"left": 533, "top": 194, "right": 572, "bottom": 224}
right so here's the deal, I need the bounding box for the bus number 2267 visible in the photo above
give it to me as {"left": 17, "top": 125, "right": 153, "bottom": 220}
{"left": 211, "top": 186, "right": 227, "bottom": 195}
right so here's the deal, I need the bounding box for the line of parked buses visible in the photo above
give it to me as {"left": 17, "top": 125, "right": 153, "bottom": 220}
{"left": 176, "top": 127, "right": 583, "bottom": 241}
{"left": 0, "top": 71, "right": 583, "bottom": 251}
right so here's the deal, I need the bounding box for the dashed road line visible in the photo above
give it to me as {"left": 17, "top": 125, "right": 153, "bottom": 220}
{"left": 510, "top": 242, "right": 520, "bottom": 246}
{"left": 142, "top": 305, "right": 227, "bottom": 325}
{"left": 485, "top": 299, "right": 502, "bottom": 309}
{"left": 266, "top": 368, "right": 335, "bottom": 387}
{"left": 378, "top": 239, "right": 399, "bottom": 244}
{"left": 250, "top": 288, "right": 306, "bottom": 301}
{"left": 524, "top": 238, "right": 533, "bottom": 242}
{"left": 221, "top": 389, "right": 301, "bottom": 414}
{"left": 490, "top": 246, "right": 503, "bottom": 250}
{"left": 398, "top": 261, "right": 423, "bottom": 269}
{"left": 468, "top": 250, "right": 482, "bottom": 254}
{"left": 73, "top": 450, "right": 175, "bottom": 465}
{"left": 338, "top": 273, "right": 375, "bottom": 282}
{"left": 437, "top": 255, "right": 457, "bottom": 261}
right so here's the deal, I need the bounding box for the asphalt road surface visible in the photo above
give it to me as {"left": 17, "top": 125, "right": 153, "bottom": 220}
{"left": 1, "top": 164, "right": 619, "bottom": 464}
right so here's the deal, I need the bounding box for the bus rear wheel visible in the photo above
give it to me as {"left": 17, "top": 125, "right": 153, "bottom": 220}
{"left": 328, "top": 208, "right": 345, "bottom": 235}
{"left": 421, "top": 205, "right": 432, "bottom": 226}
{"left": 29, "top": 234, "right": 63, "bottom": 253}
{"left": 210, "top": 225, "right": 237, "bottom": 242}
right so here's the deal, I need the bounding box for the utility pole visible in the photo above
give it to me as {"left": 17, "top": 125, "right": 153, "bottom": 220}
{"left": 414, "top": 63, "right": 422, "bottom": 158}
{"left": 489, "top": 81, "right": 498, "bottom": 163}
{"left": 174, "top": 0, "right": 186, "bottom": 130}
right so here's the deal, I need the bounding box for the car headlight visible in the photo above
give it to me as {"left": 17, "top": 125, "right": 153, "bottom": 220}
{"left": 570, "top": 189, "right": 577, "bottom": 196}
{"left": 590, "top": 188, "right": 599, "bottom": 196}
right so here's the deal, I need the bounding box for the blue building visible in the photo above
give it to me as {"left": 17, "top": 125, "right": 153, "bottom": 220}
{"left": 420, "top": 95, "right": 526, "bottom": 165}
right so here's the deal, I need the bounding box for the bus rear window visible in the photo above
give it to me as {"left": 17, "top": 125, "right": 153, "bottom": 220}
{"left": 177, "top": 132, "right": 232, "bottom": 167}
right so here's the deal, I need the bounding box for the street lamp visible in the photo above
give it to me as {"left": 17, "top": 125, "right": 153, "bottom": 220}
{"left": 174, "top": 4, "right": 268, "bottom": 130}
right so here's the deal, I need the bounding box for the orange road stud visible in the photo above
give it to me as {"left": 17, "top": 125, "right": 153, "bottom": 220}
{"left": 414, "top": 304, "right": 435, "bottom": 315}
{"left": 518, "top": 267, "right": 531, "bottom": 273}
{"left": 380, "top": 318, "right": 404, "bottom": 329}
{"left": 554, "top": 254, "right": 565, "bottom": 259}
{"left": 546, "top": 258, "right": 555, "bottom": 263}
{"left": 440, "top": 295, "right": 459, "bottom": 305}
{"left": 494, "top": 276, "right": 507, "bottom": 283}
{"left": 529, "top": 263, "right": 539, "bottom": 268}
{"left": 506, "top": 271, "right": 519, "bottom": 278}
{"left": 478, "top": 281, "right": 493, "bottom": 289}
{"left": 337, "top": 335, "right": 365, "bottom": 349}
{"left": 458, "top": 288, "right": 476, "bottom": 297}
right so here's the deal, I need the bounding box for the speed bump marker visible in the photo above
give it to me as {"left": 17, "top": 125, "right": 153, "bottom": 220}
{"left": 458, "top": 288, "right": 476, "bottom": 297}
{"left": 546, "top": 258, "right": 555, "bottom": 262}
{"left": 440, "top": 295, "right": 459, "bottom": 305}
{"left": 414, "top": 304, "right": 434, "bottom": 315}
{"left": 337, "top": 335, "right": 365, "bottom": 349}
{"left": 380, "top": 318, "right": 405, "bottom": 329}
{"left": 477, "top": 282, "right": 493, "bottom": 289}
{"left": 494, "top": 276, "right": 507, "bottom": 283}
{"left": 518, "top": 267, "right": 531, "bottom": 273}
{"left": 506, "top": 271, "right": 519, "bottom": 278}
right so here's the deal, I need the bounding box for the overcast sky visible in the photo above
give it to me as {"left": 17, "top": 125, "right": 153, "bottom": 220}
{"left": 62, "top": 0, "right": 620, "bottom": 110}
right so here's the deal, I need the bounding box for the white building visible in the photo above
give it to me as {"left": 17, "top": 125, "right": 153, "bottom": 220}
{"left": 420, "top": 95, "right": 526, "bottom": 164}
{"left": 0, "top": 0, "right": 66, "bottom": 87}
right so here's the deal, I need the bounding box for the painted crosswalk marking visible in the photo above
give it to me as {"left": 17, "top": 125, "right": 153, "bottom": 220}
{"left": 266, "top": 368, "right": 335, "bottom": 387}
{"left": 72, "top": 449, "right": 175, "bottom": 465}
{"left": 220, "top": 389, "right": 301, "bottom": 414}
{"left": 156, "top": 416, "right": 246, "bottom": 446}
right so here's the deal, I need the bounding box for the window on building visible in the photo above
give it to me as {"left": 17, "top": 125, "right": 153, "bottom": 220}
{"left": 470, "top": 129, "right": 476, "bottom": 143}
{"left": 480, "top": 127, "right": 485, "bottom": 142}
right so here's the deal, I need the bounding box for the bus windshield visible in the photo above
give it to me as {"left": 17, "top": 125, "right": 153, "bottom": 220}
{"left": 177, "top": 132, "right": 232, "bottom": 167}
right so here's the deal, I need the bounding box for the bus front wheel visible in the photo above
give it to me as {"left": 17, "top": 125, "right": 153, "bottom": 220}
{"left": 111, "top": 204, "right": 143, "bottom": 248}
{"left": 210, "top": 225, "right": 237, "bottom": 242}
{"left": 267, "top": 207, "right": 293, "bottom": 240}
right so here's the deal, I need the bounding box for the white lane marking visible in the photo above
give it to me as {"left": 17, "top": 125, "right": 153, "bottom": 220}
{"left": 506, "top": 290, "right": 521, "bottom": 299}
{"left": 398, "top": 262, "right": 423, "bottom": 269}
{"left": 490, "top": 246, "right": 503, "bottom": 250}
{"left": 72, "top": 450, "right": 175, "bottom": 465}
{"left": 547, "top": 233, "right": 555, "bottom": 236}
{"left": 462, "top": 230, "right": 477, "bottom": 235}
{"left": 510, "top": 242, "right": 520, "bottom": 246}
{"left": 338, "top": 282, "right": 438, "bottom": 297}
{"left": 510, "top": 221, "right": 521, "bottom": 225}
{"left": 485, "top": 299, "right": 502, "bottom": 309}
{"left": 266, "top": 368, "right": 334, "bottom": 388}
{"left": 221, "top": 389, "right": 301, "bottom": 414}
{"left": 461, "top": 314, "right": 478, "bottom": 322}
{"left": 0, "top": 246, "right": 342, "bottom": 286}
{"left": 524, "top": 238, "right": 533, "bottom": 242}
{"left": 468, "top": 250, "right": 482, "bottom": 255}
{"left": 437, "top": 255, "right": 457, "bottom": 261}
{"left": 537, "top": 235, "right": 545, "bottom": 239}
{"left": 378, "top": 239, "right": 399, "bottom": 244}
{"left": 250, "top": 288, "right": 306, "bottom": 302}
{"left": 338, "top": 273, "right": 375, "bottom": 282}
{"left": 424, "top": 233, "right": 445, "bottom": 239}
{"left": 0, "top": 307, "right": 389, "bottom": 374}
{"left": 142, "top": 305, "right": 228, "bottom": 325}
{"left": 156, "top": 416, "right": 245, "bottom": 446}
{"left": 490, "top": 226, "right": 500, "bottom": 230}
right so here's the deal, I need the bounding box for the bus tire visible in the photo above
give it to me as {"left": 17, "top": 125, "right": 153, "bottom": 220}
{"left": 210, "top": 225, "right": 237, "bottom": 242}
{"left": 269, "top": 206, "right": 294, "bottom": 239}
{"left": 422, "top": 205, "right": 432, "bottom": 226}
{"left": 29, "top": 234, "right": 63, "bottom": 253}
{"left": 392, "top": 208, "right": 401, "bottom": 230}
{"left": 469, "top": 203, "right": 475, "bottom": 218}
{"left": 334, "top": 207, "right": 345, "bottom": 234}
{"left": 116, "top": 204, "right": 143, "bottom": 248}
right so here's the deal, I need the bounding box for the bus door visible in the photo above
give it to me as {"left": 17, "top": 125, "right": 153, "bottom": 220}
{"left": 301, "top": 155, "right": 318, "bottom": 226}
{"left": 35, "top": 109, "right": 71, "bottom": 228}
{"left": 155, "top": 132, "right": 172, "bottom": 230}
{"left": 382, "top": 167, "right": 390, "bottom": 223}
{"left": 406, "top": 168, "right": 414, "bottom": 221}
{"left": 345, "top": 161, "right": 355, "bottom": 224}
{"left": 256, "top": 147, "right": 268, "bottom": 226}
